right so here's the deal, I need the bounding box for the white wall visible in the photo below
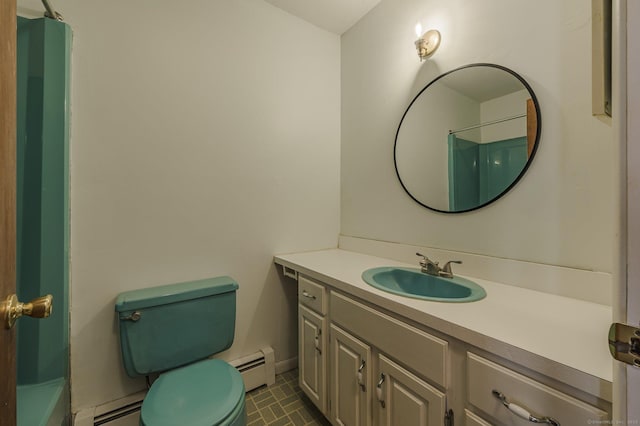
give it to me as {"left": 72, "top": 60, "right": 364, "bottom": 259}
{"left": 480, "top": 89, "right": 529, "bottom": 143}
{"left": 341, "top": 0, "right": 614, "bottom": 273}
{"left": 19, "top": 0, "right": 340, "bottom": 413}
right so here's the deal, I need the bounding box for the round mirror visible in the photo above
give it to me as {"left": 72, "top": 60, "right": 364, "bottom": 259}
{"left": 394, "top": 63, "right": 541, "bottom": 213}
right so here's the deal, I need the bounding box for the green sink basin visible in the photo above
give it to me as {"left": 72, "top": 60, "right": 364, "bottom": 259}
{"left": 362, "top": 267, "right": 486, "bottom": 303}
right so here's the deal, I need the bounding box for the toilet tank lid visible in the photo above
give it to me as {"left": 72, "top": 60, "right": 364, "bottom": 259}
{"left": 115, "top": 276, "right": 239, "bottom": 312}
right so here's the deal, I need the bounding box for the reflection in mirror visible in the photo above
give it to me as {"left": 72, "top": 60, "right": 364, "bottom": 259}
{"left": 394, "top": 64, "right": 540, "bottom": 213}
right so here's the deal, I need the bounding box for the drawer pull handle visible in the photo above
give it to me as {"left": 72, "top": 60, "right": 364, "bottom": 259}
{"left": 492, "top": 390, "right": 560, "bottom": 426}
{"left": 301, "top": 290, "right": 316, "bottom": 300}
{"left": 315, "top": 329, "right": 322, "bottom": 355}
{"left": 376, "top": 373, "right": 386, "bottom": 408}
{"left": 357, "top": 360, "right": 366, "bottom": 392}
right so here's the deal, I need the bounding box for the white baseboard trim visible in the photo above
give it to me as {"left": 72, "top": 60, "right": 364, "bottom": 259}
{"left": 275, "top": 356, "right": 298, "bottom": 375}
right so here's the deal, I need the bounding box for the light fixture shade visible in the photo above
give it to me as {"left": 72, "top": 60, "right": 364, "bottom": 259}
{"left": 415, "top": 29, "right": 441, "bottom": 61}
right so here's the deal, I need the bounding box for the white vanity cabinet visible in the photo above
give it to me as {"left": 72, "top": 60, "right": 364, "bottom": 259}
{"left": 329, "top": 330, "right": 448, "bottom": 426}
{"left": 329, "top": 291, "right": 449, "bottom": 426}
{"left": 296, "top": 273, "right": 450, "bottom": 426}
{"left": 279, "top": 250, "right": 612, "bottom": 426}
{"left": 298, "top": 276, "right": 328, "bottom": 415}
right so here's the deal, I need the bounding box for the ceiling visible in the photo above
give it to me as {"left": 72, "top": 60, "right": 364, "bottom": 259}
{"left": 442, "top": 67, "right": 527, "bottom": 103}
{"left": 263, "top": 0, "right": 381, "bottom": 35}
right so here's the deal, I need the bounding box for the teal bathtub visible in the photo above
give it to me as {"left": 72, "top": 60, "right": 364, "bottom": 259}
{"left": 17, "top": 379, "right": 68, "bottom": 426}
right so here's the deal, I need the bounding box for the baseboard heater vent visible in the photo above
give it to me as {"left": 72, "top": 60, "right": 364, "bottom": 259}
{"left": 93, "top": 400, "right": 143, "bottom": 426}
{"left": 230, "top": 346, "right": 276, "bottom": 392}
{"left": 73, "top": 347, "right": 276, "bottom": 426}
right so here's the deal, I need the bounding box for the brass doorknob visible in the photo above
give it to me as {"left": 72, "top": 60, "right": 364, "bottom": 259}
{"left": 1, "top": 294, "right": 53, "bottom": 329}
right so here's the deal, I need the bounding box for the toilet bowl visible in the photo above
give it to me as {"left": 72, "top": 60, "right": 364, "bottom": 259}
{"left": 115, "top": 277, "right": 246, "bottom": 426}
{"left": 141, "top": 359, "right": 245, "bottom": 426}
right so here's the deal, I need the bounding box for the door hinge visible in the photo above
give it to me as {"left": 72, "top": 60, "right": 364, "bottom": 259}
{"left": 608, "top": 322, "right": 640, "bottom": 367}
{"left": 444, "top": 408, "right": 454, "bottom": 426}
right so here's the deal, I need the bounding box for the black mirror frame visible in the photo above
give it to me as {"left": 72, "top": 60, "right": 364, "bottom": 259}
{"left": 393, "top": 63, "right": 542, "bottom": 214}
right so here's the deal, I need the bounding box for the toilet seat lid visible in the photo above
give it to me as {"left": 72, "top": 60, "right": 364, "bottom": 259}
{"left": 141, "top": 359, "right": 245, "bottom": 426}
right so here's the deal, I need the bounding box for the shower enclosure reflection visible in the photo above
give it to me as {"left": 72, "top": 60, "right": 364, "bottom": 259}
{"left": 16, "top": 16, "right": 70, "bottom": 426}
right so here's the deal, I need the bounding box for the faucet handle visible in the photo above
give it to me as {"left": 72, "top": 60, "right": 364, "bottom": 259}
{"left": 416, "top": 252, "right": 438, "bottom": 265}
{"left": 416, "top": 253, "right": 441, "bottom": 276}
{"left": 441, "top": 260, "right": 462, "bottom": 278}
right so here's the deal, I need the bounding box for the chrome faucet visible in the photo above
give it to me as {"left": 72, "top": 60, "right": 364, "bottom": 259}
{"left": 416, "top": 253, "right": 462, "bottom": 278}
{"left": 416, "top": 252, "right": 440, "bottom": 276}
{"left": 440, "top": 260, "right": 462, "bottom": 278}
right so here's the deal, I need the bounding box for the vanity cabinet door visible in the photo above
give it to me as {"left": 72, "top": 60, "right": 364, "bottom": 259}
{"left": 331, "top": 324, "right": 372, "bottom": 426}
{"left": 299, "top": 304, "right": 327, "bottom": 414}
{"left": 375, "top": 354, "right": 446, "bottom": 426}
{"left": 464, "top": 409, "right": 492, "bottom": 426}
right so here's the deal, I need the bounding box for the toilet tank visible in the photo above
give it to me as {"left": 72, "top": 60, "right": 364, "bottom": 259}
{"left": 115, "top": 276, "right": 238, "bottom": 377}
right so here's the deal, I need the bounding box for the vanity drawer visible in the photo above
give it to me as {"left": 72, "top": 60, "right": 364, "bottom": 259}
{"left": 298, "top": 275, "right": 327, "bottom": 314}
{"left": 464, "top": 410, "right": 491, "bottom": 426}
{"left": 466, "top": 352, "right": 608, "bottom": 426}
{"left": 330, "top": 291, "right": 447, "bottom": 388}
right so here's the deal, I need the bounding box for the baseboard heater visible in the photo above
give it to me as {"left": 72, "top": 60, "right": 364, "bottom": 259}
{"left": 74, "top": 347, "right": 276, "bottom": 426}
{"left": 229, "top": 346, "right": 276, "bottom": 392}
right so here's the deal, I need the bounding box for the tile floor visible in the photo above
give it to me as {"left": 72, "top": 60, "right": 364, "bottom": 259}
{"left": 246, "top": 369, "right": 331, "bottom": 426}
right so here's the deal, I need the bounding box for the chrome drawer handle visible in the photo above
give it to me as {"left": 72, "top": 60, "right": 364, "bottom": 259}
{"left": 357, "top": 360, "right": 366, "bottom": 392}
{"left": 492, "top": 390, "right": 560, "bottom": 426}
{"left": 376, "top": 373, "right": 386, "bottom": 408}
{"left": 315, "top": 329, "right": 322, "bottom": 355}
{"left": 301, "top": 290, "right": 316, "bottom": 300}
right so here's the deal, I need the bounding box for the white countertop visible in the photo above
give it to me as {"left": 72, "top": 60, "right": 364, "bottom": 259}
{"left": 275, "top": 248, "right": 613, "bottom": 399}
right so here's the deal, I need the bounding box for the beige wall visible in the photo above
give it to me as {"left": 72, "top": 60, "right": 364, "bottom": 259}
{"left": 20, "top": 0, "right": 340, "bottom": 412}
{"left": 341, "top": 0, "right": 614, "bottom": 273}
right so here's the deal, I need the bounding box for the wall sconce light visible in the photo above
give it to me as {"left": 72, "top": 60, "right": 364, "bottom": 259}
{"left": 414, "top": 23, "right": 441, "bottom": 61}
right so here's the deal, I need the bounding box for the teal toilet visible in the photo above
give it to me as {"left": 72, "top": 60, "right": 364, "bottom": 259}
{"left": 115, "top": 276, "right": 247, "bottom": 426}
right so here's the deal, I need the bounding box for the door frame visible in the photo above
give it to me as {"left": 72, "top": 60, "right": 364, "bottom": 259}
{"left": 613, "top": 0, "right": 640, "bottom": 421}
{"left": 0, "top": 0, "right": 18, "bottom": 424}
{"left": 622, "top": 0, "right": 640, "bottom": 420}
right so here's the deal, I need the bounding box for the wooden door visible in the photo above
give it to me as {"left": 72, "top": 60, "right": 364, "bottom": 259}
{"left": 375, "top": 354, "right": 445, "bottom": 426}
{"left": 299, "top": 304, "right": 327, "bottom": 413}
{"left": 330, "top": 324, "right": 372, "bottom": 426}
{"left": 0, "top": 0, "right": 18, "bottom": 424}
